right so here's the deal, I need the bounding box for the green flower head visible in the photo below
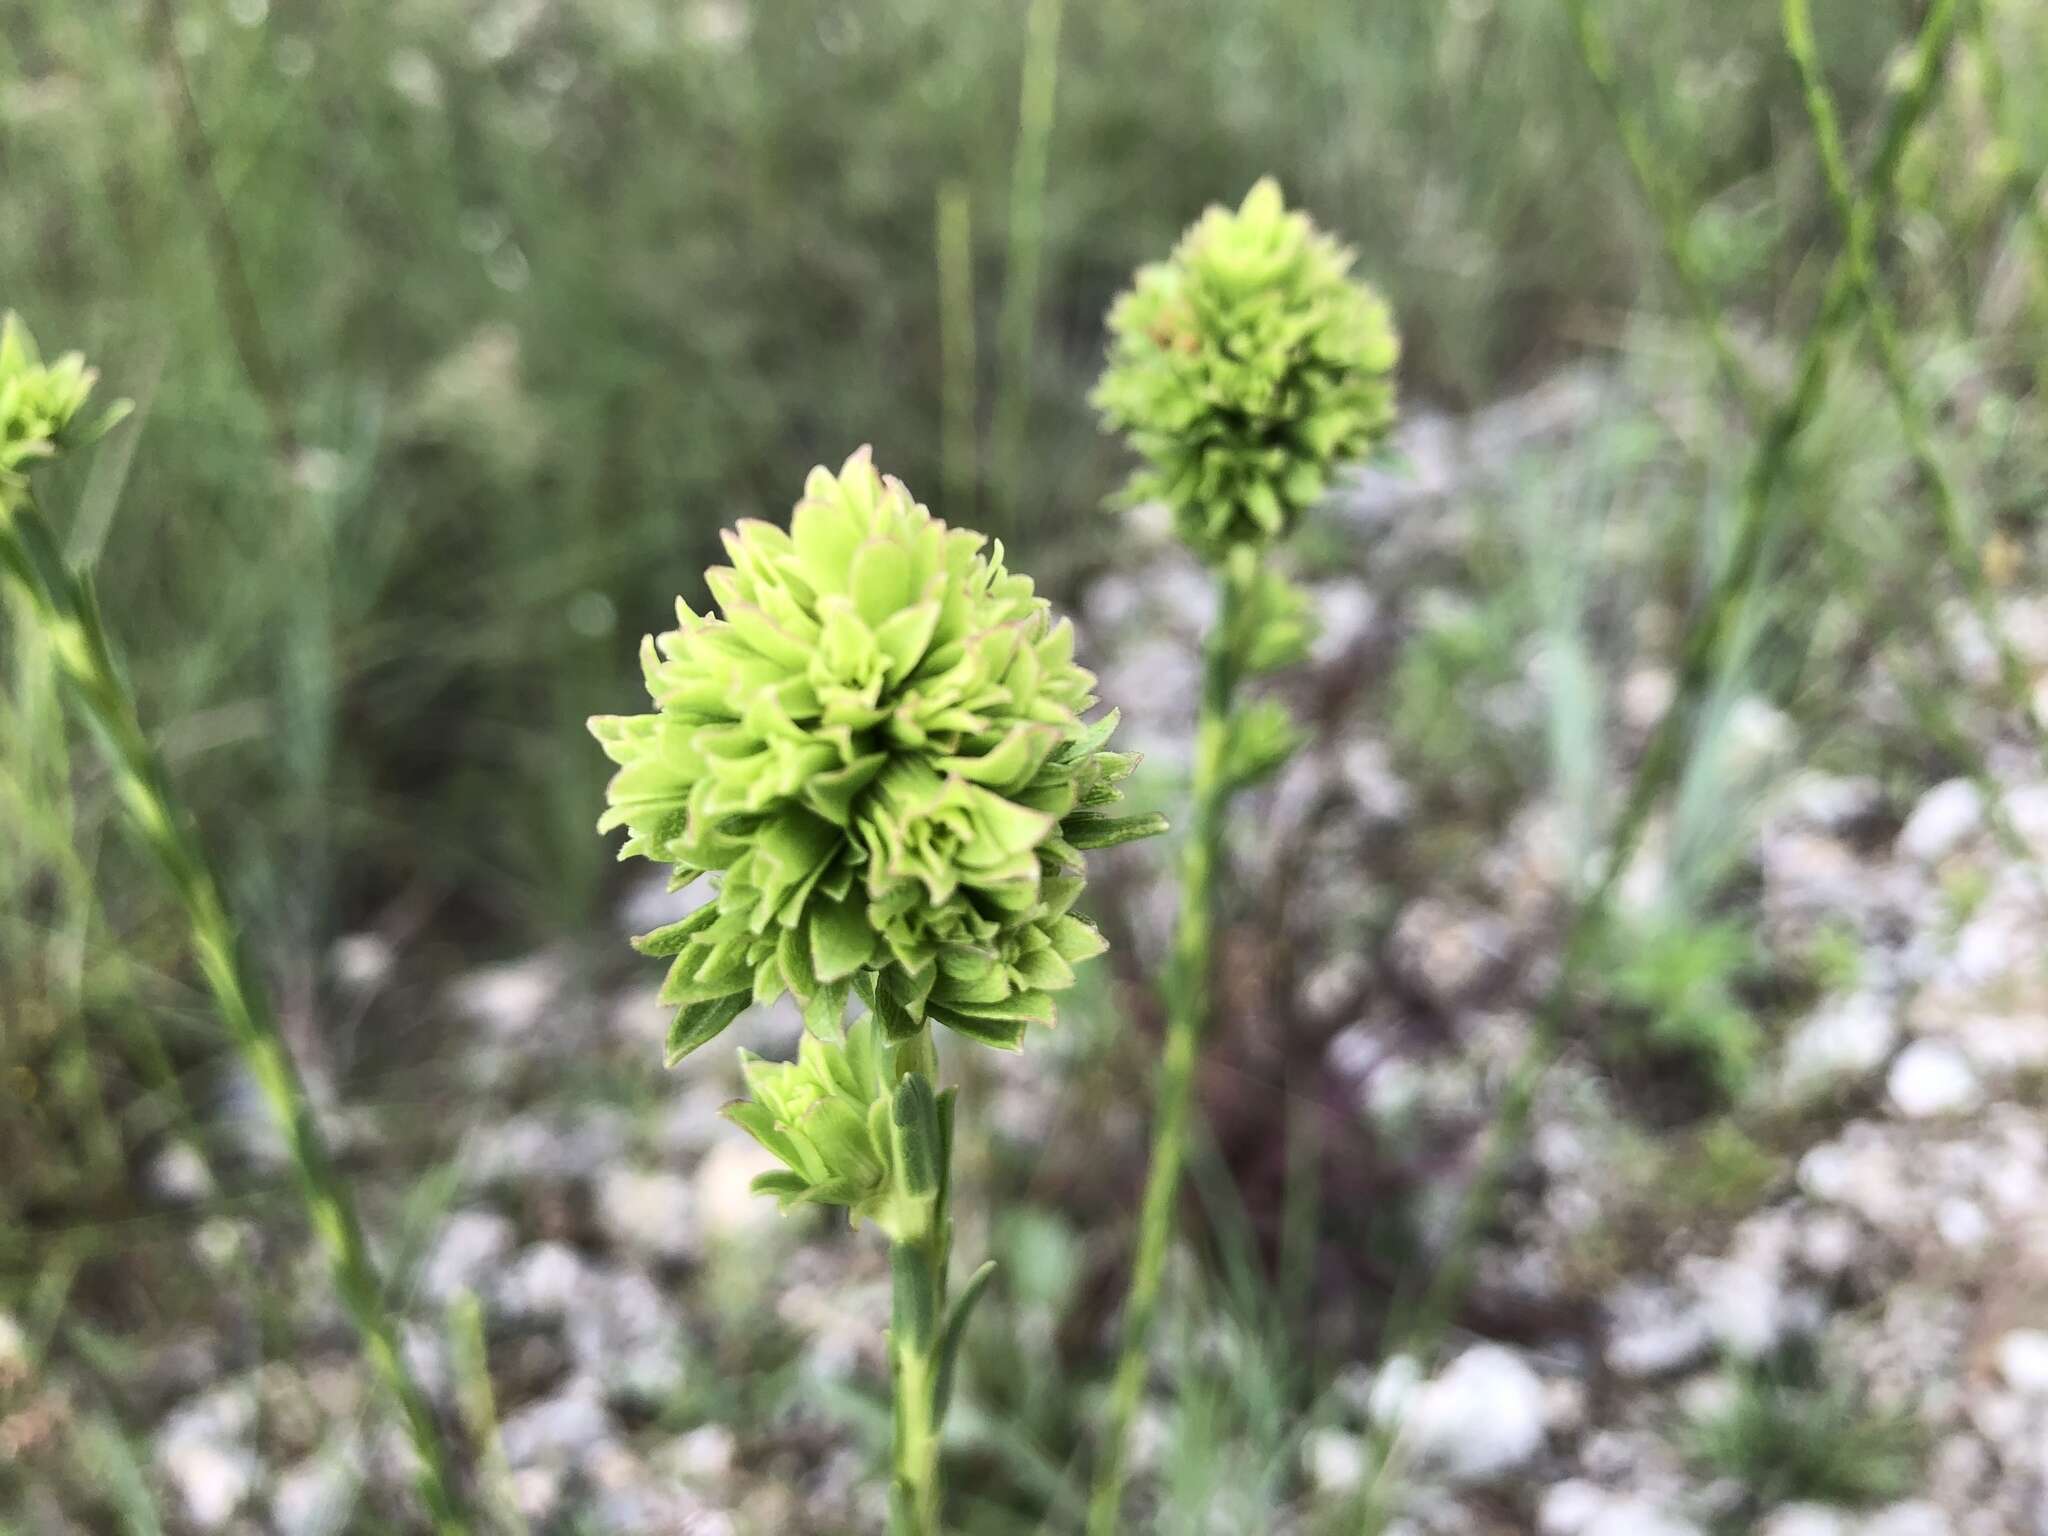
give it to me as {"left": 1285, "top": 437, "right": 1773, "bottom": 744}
{"left": 1092, "top": 178, "right": 1400, "bottom": 560}
{"left": 0, "top": 314, "right": 124, "bottom": 488}
{"left": 592, "top": 449, "right": 1162, "bottom": 1063}
{"left": 724, "top": 1013, "right": 944, "bottom": 1241}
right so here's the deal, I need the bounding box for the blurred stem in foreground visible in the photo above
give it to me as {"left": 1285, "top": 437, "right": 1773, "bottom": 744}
{"left": 990, "top": 0, "right": 1065, "bottom": 529}
{"left": 1360, "top": 1, "right": 1968, "bottom": 1525}
{"left": 0, "top": 321, "right": 469, "bottom": 1536}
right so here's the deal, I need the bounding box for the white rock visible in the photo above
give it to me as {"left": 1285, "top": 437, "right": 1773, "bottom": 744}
{"left": 695, "top": 1134, "right": 787, "bottom": 1245}
{"left": 1302, "top": 1427, "right": 1367, "bottom": 1494}
{"left": 1758, "top": 1506, "right": 1850, "bottom": 1536}
{"left": 1538, "top": 1479, "right": 1610, "bottom": 1535}
{"left": 662, "top": 1423, "right": 736, "bottom": 1486}
{"left": 1584, "top": 1500, "right": 1701, "bottom": 1536}
{"left": 495, "top": 1242, "right": 596, "bottom": 1321}
{"left": 0, "top": 1311, "right": 26, "bottom": 1383}
{"left": 595, "top": 1167, "right": 699, "bottom": 1266}
{"left": 1780, "top": 994, "right": 1899, "bottom": 1098}
{"left": 1887, "top": 1040, "right": 1983, "bottom": 1119}
{"left": 148, "top": 1142, "right": 216, "bottom": 1203}
{"left": 1896, "top": 779, "right": 1984, "bottom": 864}
{"left": 1367, "top": 1353, "right": 1424, "bottom": 1425}
{"left": 498, "top": 1378, "right": 616, "bottom": 1468}
{"left": 1994, "top": 1329, "right": 2048, "bottom": 1397}
{"left": 1861, "top": 1503, "right": 1952, "bottom": 1536}
{"left": 450, "top": 953, "right": 566, "bottom": 1036}
{"left": 271, "top": 1440, "right": 363, "bottom": 1536}
{"left": 156, "top": 1438, "right": 261, "bottom": 1530}
{"left": 418, "top": 1209, "right": 517, "bottom": 1305}
{"left": 565, "top": 1266, "right": 688, "bottom": 1407}
{"left": 1606, "top": 1283, "right": 1713, "bottom": 1379}
{"left": 1399, "top": 1344, "right": 1547, "bottom": 1483}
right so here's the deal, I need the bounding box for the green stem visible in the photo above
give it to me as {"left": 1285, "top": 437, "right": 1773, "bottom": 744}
{"left": 1088, "top": 557, "right": 1248, "bottom": 1536}
{"left": 0, "top": 486, "right": 468, "bottom": 1536}
{"left": 888, "top": 1031, "right": 950, "bottom": 1536}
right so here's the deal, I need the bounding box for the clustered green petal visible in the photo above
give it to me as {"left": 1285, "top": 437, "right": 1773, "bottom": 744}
{"left": 1092, "top": 178, "right": 1400, "bottom": 560}
{"left": 723, "top": 1014, "right": 941, "bottom": 1239}
{"left": 0, "top": 315, "right": 121, "bottom": 489}
{"left": 592, "top": 448, "right": 1160, "bottom": 1062}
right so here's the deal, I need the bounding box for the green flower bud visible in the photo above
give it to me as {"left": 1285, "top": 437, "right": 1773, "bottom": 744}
{"left": 0, "top": 314, "right": 127, "bottom": 488}
{"left": 593, "top": 449, "right": 1163, "bottom": 1061}
{"left": 1092, "top": 179, "right": 1400, "bottom": 560}
{"left": 723, "top": 1014, "right": 940, "bottom": 1242}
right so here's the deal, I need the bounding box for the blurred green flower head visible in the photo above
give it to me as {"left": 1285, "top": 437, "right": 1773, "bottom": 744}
{"left": 1093, "top": 178, "right": 1399, "bottom": 559}
{"left": 0, "top": 314, "right": 122, "bottom": 486}
{"left": 725, "top": 1014, "right": 938, "bottom": 1239}
{"left": 591, "top": 449, "right": 1160, "bottom": 1061}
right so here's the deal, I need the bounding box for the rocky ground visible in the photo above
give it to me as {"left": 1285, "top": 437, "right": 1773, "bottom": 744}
{"left": 13, "top": 366, "right": 2048, "bottom": 1535}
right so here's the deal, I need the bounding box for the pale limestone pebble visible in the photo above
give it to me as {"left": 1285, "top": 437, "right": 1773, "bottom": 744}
{"left": 1768, "top": 771, "right": 1884, "bottom": 836}
{"left": 463, "top": 1105, "right": 631, "bottom": 1187}
{"left": 147, "top": 1140, "right": 217, "bottom": 1204}
{"left": 496, "top": 1376, "right": 616, "bottom": 1468}
{"left": 1621, "top": 665, "right": 1677, "bottom": 734}
{"left": 1780, "top": 992, "right": 1900, "bottom": 1100}
{"left": 654, "top": 1422, "right": 737, "bottom": 1489}
{"left": 1681, "top": 1211, "right": 1825, "bottom": 1360}
{"left": 1387, "top": 897, "right": 1512, "bottom": 1009}
{"left": 594, "top": 1166, "right": 699, "bottom": 1266}
{"left": 269, "top": 1437, "right": 363, "bottom": 1536}
{"left": 1758, "top": 1507, "right": 1851, "bottom": 1536}
{"left": 564, "top": 1265, "right": 688, "bottom": 1406}
{"left": 1860, "top": 1504, "right": 1953, "bottom": 1536}
{"left": 450, "top": 952, "right": 569, "bottom": 1038}
{"left": 1995, "top": 1329, "right": 2048, "bottom": 1397}
{"left": 1308, "top": 581, "right": 1379, "bottom": 663}
{"left": 1887, "top": 1040, "right": 1985, "bottom": 1119}
{"left": 1604, "top": 1282, "right": 1713, "bottom": 1381}
{"left": 156, "top": 1436, "right": 263, "bottom": 1531}
{"left": 1334, "top": 734, "right": 1414, "bottom": 824}
{"left": 1796, "top": 1208, "right": 1868, "bottom": 1279}
{"left": 1897, "top": 779, "right": 1986, "bottom": 864}
{"left": 1539, "top": 1478, "right": 1610, "bottom": 1535}
{"left": 1302, "top": 1427, "right": 1368, "bottom": 1495}
{"left": 417, "top": 1208, "right": 517, "bottom": 1306}
{"left": 1391, "top": 1344, "right": 1548, "bottom": 1484}
{"left": 658, "top": 1076, "right": 746, "bottom": 1160}
{"left": 1583, "top": 1499, "right": 1703, "bottom": 1536}
{"left": 495, "top": 1241, "right": 597, "bottom": 1321}
{"left": 693, "top": 1132, "right": 788, "bottom": 1245}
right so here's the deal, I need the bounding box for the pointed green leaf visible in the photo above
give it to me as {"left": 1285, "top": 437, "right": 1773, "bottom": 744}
{"left": 934, "top": 1259, "right": 998, "bottom": 1417}
{"left": 665, "top": 991, "right": 750, "bottom": 1066}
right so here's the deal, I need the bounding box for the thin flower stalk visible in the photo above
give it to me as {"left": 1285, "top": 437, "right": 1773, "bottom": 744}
{"left": 1086, "top": 180, "right": 1398, "bottom": 1534}
{"left": 593, "top": 450, "right": 1160, "bottom": 1533}
{"left": 0, "top": 318, "right": 468, "bottom": 1535}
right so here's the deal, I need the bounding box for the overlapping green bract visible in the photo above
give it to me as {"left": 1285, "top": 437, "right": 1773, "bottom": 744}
{"left": 1092, "top": 178, "right": 1400, "bottom": 560}
{"left": 0, "top": 315, "right": 122, "bottom": 490}
{"left": 724, "top": 1014, "right": 940, "bottom": 1238}
{"left": 591, "top": 448, "right": 1159, "bottom": 1061}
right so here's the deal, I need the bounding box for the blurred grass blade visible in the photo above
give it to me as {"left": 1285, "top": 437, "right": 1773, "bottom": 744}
{"left": 0, "top": 478, "right": 470, "bottom": 1536}
{"left": 990, "top": 0, "right": 1065, "bottom": 528}
{"left": 937, "top": 181, "right": 979, "bottom": 519}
